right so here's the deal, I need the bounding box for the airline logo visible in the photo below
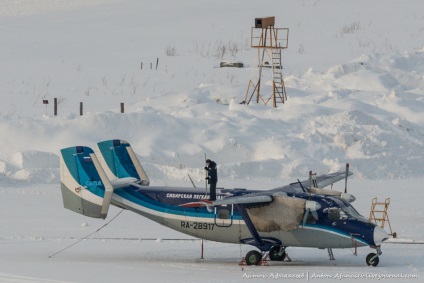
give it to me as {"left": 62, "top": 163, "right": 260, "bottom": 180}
{"left": 86, "top": 180, "right": 102, "bottom": 187}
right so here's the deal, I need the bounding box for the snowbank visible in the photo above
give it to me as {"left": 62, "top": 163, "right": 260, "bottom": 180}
{"left": 0, "top": 0, "right": 423, "bottom": 184}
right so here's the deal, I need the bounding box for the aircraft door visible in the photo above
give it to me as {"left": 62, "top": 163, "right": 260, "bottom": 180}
{"left": 214, "top": 204, "right": 233, "bottom": 227}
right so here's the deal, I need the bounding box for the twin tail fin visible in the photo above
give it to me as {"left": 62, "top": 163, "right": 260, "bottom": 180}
{"left": 59, "top": 140, "right": 149, "bottom": 218}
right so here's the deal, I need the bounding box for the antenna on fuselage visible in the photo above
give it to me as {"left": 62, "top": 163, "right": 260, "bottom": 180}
{"left": 187, "top": 174, "right": 196, "bottom": 188}
{"left": 297, "top": 179, "right": 307, "bottom": 193}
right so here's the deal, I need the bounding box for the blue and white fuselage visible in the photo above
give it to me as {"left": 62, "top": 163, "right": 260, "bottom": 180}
{"left": 109, "top": 184, "right": 384, "bottom": 249}
{"left": 59, "top": 139, "right": 389, "bottom": 266}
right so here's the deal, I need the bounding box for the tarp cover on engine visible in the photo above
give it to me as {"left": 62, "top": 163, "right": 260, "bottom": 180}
{"left": 246, "top": 196, "right": 306, "bottom": 232}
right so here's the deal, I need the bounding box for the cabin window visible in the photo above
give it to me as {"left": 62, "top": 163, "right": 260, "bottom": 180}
{"left": 217, "top": 208, "right": 230, "bottom": 219}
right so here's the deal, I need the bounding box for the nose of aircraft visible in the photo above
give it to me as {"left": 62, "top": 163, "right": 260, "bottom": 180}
{"left": 373, "top": 226, "right": 389, "bottom": 246}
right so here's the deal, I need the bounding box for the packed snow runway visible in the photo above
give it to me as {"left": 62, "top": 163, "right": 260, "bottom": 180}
{"left": 1, "top": 180, "right": 423, "bottom": 282}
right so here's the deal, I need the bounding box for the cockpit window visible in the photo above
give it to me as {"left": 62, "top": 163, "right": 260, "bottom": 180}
{"left": 325, "top": 207, "right": 347, "bottom": 221}
{"left": 342, "top": 204, "right": 367, "bottom": 221}
{"left": 325, "top": 197, "right": 368, "bottom": 222}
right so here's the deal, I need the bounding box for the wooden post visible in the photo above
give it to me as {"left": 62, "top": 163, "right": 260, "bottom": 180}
{"left": 141, "top": 62, "right": 143, "bottom": 69}
{"left": 54, "top": 98, "right": 58, "bottom": 116}
{"left": 201, "top": 239, "right": 204, "bottom": 259}
{"left": 80, "top": 102, "right": 83, "bottom": 116}
{"left": 120, "top": 103, "right": 124, "bottom": 113}
{"left": 42, "top": 100, "right": 49, "bottom": 115}
{"left": 156, "top": 58, "right": 159, "bottom": 70}
{"left": 150, "top": 62, "right": 152, "bottom": 69}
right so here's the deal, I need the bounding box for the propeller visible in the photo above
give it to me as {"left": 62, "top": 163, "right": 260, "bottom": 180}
{"left": 305, "top": 164, "right": 356, "bottom": 203}
{"left": 308, "top": 171, "right": 313, "bottom": 199}
{"left": 344, "top": 163, "right": 349, "bottom": 193}
{"left": 302, "top": 200, "right": 321, "bottom": 227}
{"left": 341, "top": 193, "right": 356, "bottom": 203}
{"left": 309, "top": 171, "right": 313, "bottom": 190}
{"left": 341, "top": 163, "right": 356, "bottom": 202}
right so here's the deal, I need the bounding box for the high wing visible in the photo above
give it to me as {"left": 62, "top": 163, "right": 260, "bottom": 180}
{"left": 181, "top": 170, "right": 353, "bottom": 208}
{"left": 272, "top": 170, "right": 353, "bottom": 195}
{"left": 213, "top": 194, "right": 273, "bottom": 206}
{"left": 207, "top": 169, "right": 353, "bottom": 207}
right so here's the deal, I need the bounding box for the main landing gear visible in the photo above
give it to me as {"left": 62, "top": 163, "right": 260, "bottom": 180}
{"left": 366, "top": 246, "right": 382, "bottom": 267}
{"left": 237, "top": 204, "right": 286, "bottom": 266}
{"left": 245, "top": 250, "right": 262, "bottom": 266}
{"left": 244, "top": 246, "right": 288, "bottom": 266}
{"left": 269, "top": 246, "right": 287, "bottom": 261}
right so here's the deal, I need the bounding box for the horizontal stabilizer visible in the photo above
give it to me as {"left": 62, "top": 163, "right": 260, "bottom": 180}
{"left": 110, "top": 177, "right": 139, "bottom": 189}
{"left": 97, "top": 139, "right": 150, "bottom": 186}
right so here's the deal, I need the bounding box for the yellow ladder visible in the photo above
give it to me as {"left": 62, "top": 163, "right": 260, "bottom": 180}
{"left": 268, "top": 49, "right": 287, "bottom": 107}
{"left": 368, "top": 197, "right": 396, "bottom": 238}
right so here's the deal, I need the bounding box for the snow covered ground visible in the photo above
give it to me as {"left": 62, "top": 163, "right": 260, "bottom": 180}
{"left": 1, "top": 0, "right": 424, "bottom": 282}
{"left": 1, "top": 179, "right": 424, "bottom": 283}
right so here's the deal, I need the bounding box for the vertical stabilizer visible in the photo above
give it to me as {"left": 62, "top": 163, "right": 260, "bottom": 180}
{"left": 60, "top": 146, "right": 114, "bottom": 219}
{"left": 97, "top": 139, "right": 150, "bottom": 186}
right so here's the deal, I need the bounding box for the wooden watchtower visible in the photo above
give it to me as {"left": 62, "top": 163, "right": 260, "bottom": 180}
{"left": 245, "top": 17, "right": 289, "bottom": 108}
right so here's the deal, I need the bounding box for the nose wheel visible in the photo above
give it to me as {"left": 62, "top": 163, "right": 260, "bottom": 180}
{"left": 366, "top": 246, "right": 382, "bottom": 267}
{"left": 366, "top": 253, "right": 379, "bottom": 266}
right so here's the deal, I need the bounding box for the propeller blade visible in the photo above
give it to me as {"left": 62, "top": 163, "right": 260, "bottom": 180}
{"left": 309, "top": 171, "right": 313, "bottom": 189}
{"left": 344, "top": 163, "right": 349, "bottom": 193}
{"left": 302, "top": 201, "right": 321, "bottom": 227}
{"left": 302, "top": 209, "right": 320, "bottom": 227}
{"left": 308, "top": 171, "right": 313, "bottom": 199}
{"left": 302, "top": 208, "right": 310, "bottom": 228}
{"left": 311, "top": 210, "right": 319, "bottom": 220}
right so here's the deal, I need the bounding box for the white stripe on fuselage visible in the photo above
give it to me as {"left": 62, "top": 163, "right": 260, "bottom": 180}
{"left": 111, "top": 192, "right": 368, "bottom": 248}
{"left": 301, "top": 225, "right": 369, "bottom": 247}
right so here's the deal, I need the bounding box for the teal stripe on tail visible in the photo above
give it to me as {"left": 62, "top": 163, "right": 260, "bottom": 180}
{"left": 60, "top": 146, "right": 113, "bottom": 219}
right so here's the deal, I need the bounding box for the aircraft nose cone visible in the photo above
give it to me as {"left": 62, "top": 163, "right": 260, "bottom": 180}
{"left": 373, "top": 226, "right": 389, "bottom": 246}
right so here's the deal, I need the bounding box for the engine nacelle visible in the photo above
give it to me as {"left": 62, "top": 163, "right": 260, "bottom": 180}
{"left": 305, "top": 200, "right": 321, "bottom": 211}
{"left": 341, "top": 193, "right": 356, "bottom": 203}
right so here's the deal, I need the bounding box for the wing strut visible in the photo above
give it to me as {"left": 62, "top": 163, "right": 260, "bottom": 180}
{"left": 236, "top": 204, "right": 282, "bottom": 251}
{"left": 236, "top": 204, "right": 264, "bottom": 247}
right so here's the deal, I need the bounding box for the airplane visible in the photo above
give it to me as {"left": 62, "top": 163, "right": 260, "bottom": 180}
{"left": 59, "top": 139, "right": 389, "bottom": 267}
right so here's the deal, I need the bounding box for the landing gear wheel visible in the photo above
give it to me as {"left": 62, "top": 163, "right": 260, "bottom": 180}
{"left": 245, "top": 250, "right": 262, "bottom": 266}
{"left": 269, "top": 246, "right": 286, "bottom": 261}
{"left": 366, "top": 253, "right": 379, "bottom": 267}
